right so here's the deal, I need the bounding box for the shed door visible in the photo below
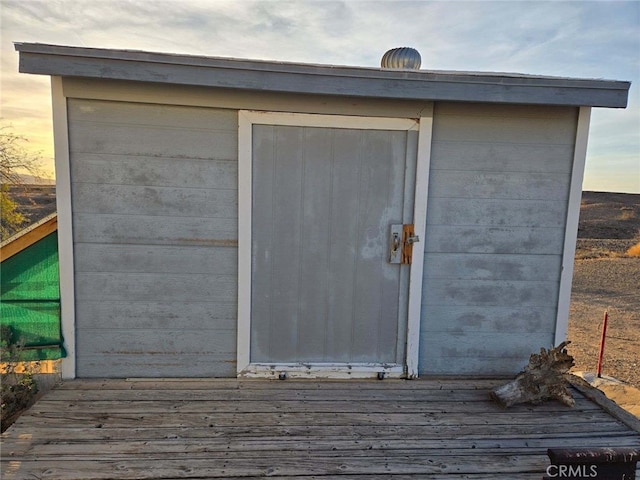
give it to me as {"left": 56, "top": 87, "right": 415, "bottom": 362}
{"left": 239, "top": 112, "right": 420, "bottom": 378}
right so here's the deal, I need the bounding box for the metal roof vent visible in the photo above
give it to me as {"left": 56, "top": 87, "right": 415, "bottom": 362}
{"left": 381, "top": 47, "right": 421, "bottom": 70}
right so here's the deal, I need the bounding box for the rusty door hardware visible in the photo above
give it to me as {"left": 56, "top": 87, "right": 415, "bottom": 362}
{"left": 389, "top": 224, "right": 419, "bottom": 264}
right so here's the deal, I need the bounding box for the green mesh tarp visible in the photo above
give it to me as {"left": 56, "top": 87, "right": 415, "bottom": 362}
{"left": 1, "top": 232, "right": 64, "bottom": 360}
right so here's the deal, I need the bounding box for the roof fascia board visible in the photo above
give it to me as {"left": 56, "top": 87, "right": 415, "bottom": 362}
{"left": 0, "top": 213, "right": 58, "bottom": 261}
{"left": 15, "top": 43, "right": 630, "bottom": 108}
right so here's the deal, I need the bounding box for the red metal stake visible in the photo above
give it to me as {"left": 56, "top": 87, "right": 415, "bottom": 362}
{"left": 596, "top": 311, "right": 608, "bottom": 378}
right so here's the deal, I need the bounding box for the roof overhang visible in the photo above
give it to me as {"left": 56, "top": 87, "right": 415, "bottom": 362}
{"left": 15, "top": 43, "right": 630, "bottom": 108}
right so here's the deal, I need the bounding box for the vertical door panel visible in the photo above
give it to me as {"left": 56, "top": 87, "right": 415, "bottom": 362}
{"left": 324, "top": 129, "right": 361, "bottom": 362}
{"left": 251, "top": 126, "right": 304, "bottom": 362}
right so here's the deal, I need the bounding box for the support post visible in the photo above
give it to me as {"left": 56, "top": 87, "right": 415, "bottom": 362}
{"left": 596, "top": 311, "right": 609, "bottom": 378}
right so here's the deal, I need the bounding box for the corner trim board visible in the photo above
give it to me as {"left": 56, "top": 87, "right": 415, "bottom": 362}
{"left": 406, "top": 110, "right": 434, "bottom": 378}
{"left": 236, "top": 110, "right": 253, "bottom": 373}
{"left": 51, "top": 76, "right": 76, "bottom": 379}
{"left": 555, "top": 107, "right": 591, "bottom": 346}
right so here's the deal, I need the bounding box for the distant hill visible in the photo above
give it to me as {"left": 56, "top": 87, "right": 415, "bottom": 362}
{"left": 578, "top": 191, "right": 640, "bottom": 239}
{"left": 15, "top": 174, "right": 55, "bottom": 185}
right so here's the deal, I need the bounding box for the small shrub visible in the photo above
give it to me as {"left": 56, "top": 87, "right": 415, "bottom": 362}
{"left": 1, "top": 326, "right": 40, "bottom": 432}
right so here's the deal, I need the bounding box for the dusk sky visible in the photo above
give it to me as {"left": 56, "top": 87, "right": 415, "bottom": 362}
{"left": 1, "top": 0, "right": 638, "bottom": 192}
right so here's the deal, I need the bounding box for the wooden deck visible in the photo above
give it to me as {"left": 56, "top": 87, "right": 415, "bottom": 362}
{"left": 2, "top": 378, "right": 639, "bottom": 479}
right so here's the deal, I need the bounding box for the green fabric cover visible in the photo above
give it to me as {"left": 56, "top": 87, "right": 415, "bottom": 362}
{"left": 1, "top": 232, "right": 64, "bottom": 360}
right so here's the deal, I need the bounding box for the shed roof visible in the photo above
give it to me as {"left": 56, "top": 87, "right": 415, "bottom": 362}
{"left": 0, "top": 213, "right": 57, "bottom": 262}
{"left": 15, "top": 43, "right": 630, "bottom": 108}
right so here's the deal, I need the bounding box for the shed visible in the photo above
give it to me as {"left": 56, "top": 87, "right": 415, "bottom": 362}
{"left": 1, "top": 213, "right": 64, "bottom": 361}
{"left": 14, "top": 43, "right": 630, "bottom": 380}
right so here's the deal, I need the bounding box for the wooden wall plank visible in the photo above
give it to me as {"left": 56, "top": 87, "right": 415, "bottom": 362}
{"left": 432, "top": 109, "right": 577, "bottom": 145}
{"left": 421, "top": 354, "right": 547, "bottom": 376}
{"left": 64, "top": 77, "right": 438, "bottom": 119}
{"left": 76, "top": 329, "right": 236, "bottom": 356}
{"left": 73, "top": 213, "right": 237, "bottom": 246}
{"left": 423, "top": 253, "right": 561, "bottom": 281}
{"left": 76, "top": 354, "right": 236, "bottom": 378}
{"left": 433, "top": 102, "right": 579, "bottom": 119}
{"left": 421, "top": 279, "right": 558, "bottom": 308}
{"left": 75, "top": 301, "right": 236, "bottom": 330}
{"left": 426, "top": 198, "right": 567, "bottom": 227}
{"left": 74, "top": 244, "right": 236, "bottom": 274}
{"left": 428, "top": 170, "right": 570, "bottom": 200}
{"left": 74, "top": 273, "right": 236, "bottom": 302}
{"left": 421, "top": 306, "right": 558, "bottom": 335}
{"left": 71, "top": 155, "right": 237, "bottom": 189}
{"left": 67, "top": 98, "right": 238, "bottom": 129}
{"left": 422, "top": 332, "right": 554, "bottom": 357}
{"left": 69, "top": 122, "right": 236, "bottom": 159}
{"left": 72, "top": 183, "right": 236, "bottom": 217}
{"left": 430, "top": 142, "right": 574, "bottom": 174}
{"left": 424, "top": 226, "right": 565, "bottom": 254}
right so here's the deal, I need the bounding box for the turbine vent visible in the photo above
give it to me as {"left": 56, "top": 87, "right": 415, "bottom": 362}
{"left": 381, "top": 47, "right": 421, "bottom": 70}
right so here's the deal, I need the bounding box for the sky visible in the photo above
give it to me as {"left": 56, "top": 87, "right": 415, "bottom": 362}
{"left": 1, "top": 0, "right": 639, "bottom": 193}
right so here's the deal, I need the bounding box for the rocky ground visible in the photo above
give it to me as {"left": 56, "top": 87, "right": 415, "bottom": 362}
{"left": 567, "top": 191, "right": 640, "bottom": 390}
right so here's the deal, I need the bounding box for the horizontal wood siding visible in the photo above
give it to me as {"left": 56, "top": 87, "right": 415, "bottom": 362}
{"left": 421, "top": 103, "right": 578, "bottom": 375}
{"left": 68, "top": 99, "right": 238, "bottom": 377}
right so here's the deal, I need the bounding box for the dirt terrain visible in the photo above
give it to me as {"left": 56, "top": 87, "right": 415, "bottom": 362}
{"left": 4, "top": 184, "right": 56, "bottom": 238}
{"left": 568, "top": 191, "right": 640, "bottom": 390}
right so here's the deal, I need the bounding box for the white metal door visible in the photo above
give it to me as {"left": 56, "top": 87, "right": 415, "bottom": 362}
{"left": 237, "top": 112, "right": 427, "bottom": 378}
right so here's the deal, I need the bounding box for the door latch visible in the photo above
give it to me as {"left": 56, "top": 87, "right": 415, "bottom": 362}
{"left": 389, "top": 225, "right": 403, "bottom": 264}
{"left": 389, "top": 224, "right": 419, "bottom": 264}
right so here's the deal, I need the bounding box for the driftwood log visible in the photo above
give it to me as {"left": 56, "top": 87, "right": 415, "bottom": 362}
{"left": 491, "top": 341, "right": 575, "bottom": 407}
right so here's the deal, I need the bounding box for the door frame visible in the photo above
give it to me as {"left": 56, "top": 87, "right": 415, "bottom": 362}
{"left": 237, "top": 109, "right": 433, "bottom": 379}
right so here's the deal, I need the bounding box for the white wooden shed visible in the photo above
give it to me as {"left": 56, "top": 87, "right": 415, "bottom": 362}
{"left": 15, "top": 43, "right": 630, "bottom": 380}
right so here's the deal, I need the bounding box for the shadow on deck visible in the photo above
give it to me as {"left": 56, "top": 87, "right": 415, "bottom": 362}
{"left": 2, "top": 378, "right": 639, "bottom": 479}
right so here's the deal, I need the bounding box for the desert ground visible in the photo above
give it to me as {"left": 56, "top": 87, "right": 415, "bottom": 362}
{"left": 568, "top": 191, "right": 640, "bottom": 390}
{"left": 3, "top": 184, "right": 56, "bottom": 239}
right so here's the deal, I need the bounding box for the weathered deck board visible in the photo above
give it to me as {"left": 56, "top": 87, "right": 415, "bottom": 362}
{"left": 10, "top": 435, "right": 640, "bottom": 457}
{"left": 2, "top": 378, "right": 639, "bottom": 479}
{"left": 51, "top": 378, "right": 505, "bottom": 389}
{"left": 29, "top": 398, "right": 602, "bottom": 414}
